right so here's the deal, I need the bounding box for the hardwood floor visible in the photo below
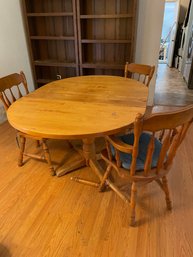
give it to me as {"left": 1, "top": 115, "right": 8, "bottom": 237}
{"left": 154, "top": 64, "right": 193, "bottom": 106}
{"left": 0, "top": 121, "right": 193, "bottom": 257}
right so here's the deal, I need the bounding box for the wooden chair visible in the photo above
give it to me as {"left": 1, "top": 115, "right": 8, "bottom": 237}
{"left": 0, "top": 71, "right": 55, "bottom": 176}
{"left": 124, "top": 62, "right": 155, "bottom": 87}
{"left": 99, "top": 105, "right": 193, "bottom": 226}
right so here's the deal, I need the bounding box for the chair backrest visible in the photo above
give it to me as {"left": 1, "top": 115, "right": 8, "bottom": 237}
{"left": 0, "top": 71, "right": 29, "bottom": 110}
{"left": 106, "top": 105, "right": 193, "bottom": 178}
{"left": 124, "top": 62, "right": 155, "bottom": 87}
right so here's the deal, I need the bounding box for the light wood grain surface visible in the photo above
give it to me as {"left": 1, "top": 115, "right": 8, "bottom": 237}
{"left": 7, "top": 76, "right": 148, "bottom": 139}
{"left": 0, "top": 121, "right": 193, "bottom": 257}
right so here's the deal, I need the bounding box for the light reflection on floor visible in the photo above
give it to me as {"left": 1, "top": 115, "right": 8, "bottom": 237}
{"left": 154, "top": 64, "right": 193, "bottom": 106}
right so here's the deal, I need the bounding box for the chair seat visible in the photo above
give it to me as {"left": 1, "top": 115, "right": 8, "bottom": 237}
{"left": 111, "top": 133, "right": 162, "bottom": 171}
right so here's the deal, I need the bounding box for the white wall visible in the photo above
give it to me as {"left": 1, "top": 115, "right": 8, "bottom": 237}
{"left": 179, "top": 0, "right": 190, "bottom": 23}
{"left": 0, "top": 0, "right": 34, "bottom": 124}
{"left": 135, "top": 0, "right": 165, "bottom": 106}
{"left": 180, "top": 0, "right": 190, "bottom": 9}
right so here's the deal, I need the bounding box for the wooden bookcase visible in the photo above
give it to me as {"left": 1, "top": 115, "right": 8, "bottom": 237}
{"left": 23, "top": 0, "right": 137, "bottom": 87}
{"left": 22, "top": 0, "right": 79, "bottom": 88}
{"left": 77, "top": 0, "right": 137, "bottom": 76}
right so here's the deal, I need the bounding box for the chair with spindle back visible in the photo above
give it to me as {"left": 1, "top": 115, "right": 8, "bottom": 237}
{"left": 124, "top": 62, "right": 155, "bottom": 87}
{"left": 0, "top": 71, "right": 55, "bottom": 176}
{"left": 100, "top": 105, "right": 193, "bottom": 226}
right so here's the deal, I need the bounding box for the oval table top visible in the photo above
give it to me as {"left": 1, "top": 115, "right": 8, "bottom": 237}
{"left": 7, "top": 75, "right": 148, "bottom": 139}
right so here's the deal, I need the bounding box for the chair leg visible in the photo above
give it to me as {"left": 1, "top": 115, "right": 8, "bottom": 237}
{"left": 162, "top": 176, "right": 172, "bottom": 210}
{"left": 159, "top": 129, "right": 165, "bottom": 142}
{"left": 36, "top": 140, "right": 41, "bottom": 148}
{"left": 16, "top": 134, "right": 20, "bottom": 148}
{"left": 99, "top": 164, "right": 112, "bottom": 192}
{"left": 18, "top": 135, "right": 26, "bottom": 167}
{"left": 130, "top": 182, "right": 137, "bottom": 226}
{"left": 42, "top": 139, "right": 55, "bottom": 176}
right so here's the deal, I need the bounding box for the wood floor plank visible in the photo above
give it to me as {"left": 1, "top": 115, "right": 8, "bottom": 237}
{"left": 0, "top": 121, "right": 193, "bottom": 257}
{"left": 155, "top": 64, "right": 193, "bottom": 106}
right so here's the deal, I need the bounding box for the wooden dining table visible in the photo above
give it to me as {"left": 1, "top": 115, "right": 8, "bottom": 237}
{"left": 7, "top": 75, "right": 148, "bottom": 177}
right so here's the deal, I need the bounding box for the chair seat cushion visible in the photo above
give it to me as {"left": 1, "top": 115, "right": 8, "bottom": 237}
{"left": 111, "top": 133, "right": 162, "bottom": 171}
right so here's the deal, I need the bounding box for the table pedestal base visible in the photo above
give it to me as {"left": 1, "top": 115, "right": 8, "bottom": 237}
{"left": 70, "top": 138, "right": 107, "bottom": 190}
{"left": 55, "top": 141, "right": 86, "bottom": 176}
{"left": 56, "top": 138, "right": 104, "bottom": 177}
{"left": 56, "top": 158, "right": 86, "bottom": 177}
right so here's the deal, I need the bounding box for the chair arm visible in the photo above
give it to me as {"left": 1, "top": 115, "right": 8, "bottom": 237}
{"left": 106, "top": 135, "right": 133, "bottom": 154}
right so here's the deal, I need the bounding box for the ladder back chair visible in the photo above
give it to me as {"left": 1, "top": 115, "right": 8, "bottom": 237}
{"left": 124, "top": 62, "right": 155, "bottom": 87}
{"left": 100, "top": 105, "right": 193, "bottom": 226}
{"left": 0, "top": 71, "right": 55, "bottom": 175}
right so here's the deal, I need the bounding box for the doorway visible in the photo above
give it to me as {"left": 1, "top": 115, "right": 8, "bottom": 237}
{"left": 159, "top": 1, "right": 179, "bottom": 65}
{"left": 155, "top": 0, "right": 193, "bottom": 106}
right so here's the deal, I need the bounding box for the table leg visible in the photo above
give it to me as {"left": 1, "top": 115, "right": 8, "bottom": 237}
{"left": 56, "top": 157, "right": 86, "bottom": 177}
{"left": 71, "top": 138, "right": 130, "bottom": 198}
{"left": 82, "top": 138, "right": 96, "bottom": 164}
{"left": 71, "top": 138, "right": 104, "bottom": 187}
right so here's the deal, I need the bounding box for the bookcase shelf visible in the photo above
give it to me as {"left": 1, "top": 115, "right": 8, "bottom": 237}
{"left": 77, "top": 0, "right": 137, "bottom": 75}
{"left": 23, "top": 0, "right": 137, "bottom": 86}
{"left": 27, "top": 12, "right": 73, "bottom": 17}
